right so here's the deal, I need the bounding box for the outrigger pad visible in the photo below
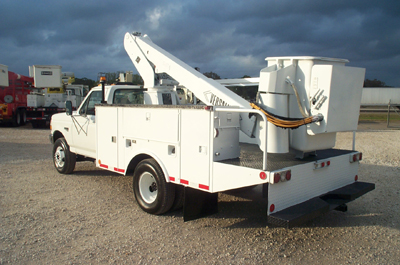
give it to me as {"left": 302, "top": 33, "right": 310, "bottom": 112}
{"left": 183, "top": 187, "right": 218, "bottom": 222}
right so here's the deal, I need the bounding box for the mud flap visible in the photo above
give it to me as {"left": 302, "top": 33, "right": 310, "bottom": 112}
{"left": 183, "top": 187, "right": 218, "bottom": 222}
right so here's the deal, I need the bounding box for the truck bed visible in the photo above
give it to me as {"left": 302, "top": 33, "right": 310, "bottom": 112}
{"left": 220, "top": 143, "right": 354, "bottom": 171}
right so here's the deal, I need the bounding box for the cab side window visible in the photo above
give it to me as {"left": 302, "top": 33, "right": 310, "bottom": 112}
{"left": 113, "top": 89, "right": 144, "bottom": 105}
{"left": 162, "top": 93, "right": 173, "bottom": 105}
{"left": 79, "top": 91, "right": 102, "bottom": 115}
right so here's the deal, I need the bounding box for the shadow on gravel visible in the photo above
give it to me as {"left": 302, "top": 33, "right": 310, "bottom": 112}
{"left": 0, "top": 142, "right": 51, "bottom": 163}
{"left": 198, "top": 163, "right": 397, "bottom": 230}
{"left": 0, "top": 123, "right": 49, "bottom": 130}
{"left": 63, "top": 162, "right": 398, "bottom": 230}
{"left": 208, "top": 197, "right": 382, "bottom": 230}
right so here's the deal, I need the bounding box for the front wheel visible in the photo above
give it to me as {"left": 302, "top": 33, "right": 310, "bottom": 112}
{"left": 53, "top": 138, "right": 76, "bottom": 174}
{"left": 133, "top": 159, "right": 175, "bottom": 215}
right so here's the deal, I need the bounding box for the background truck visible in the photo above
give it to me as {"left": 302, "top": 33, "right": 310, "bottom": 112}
{"left": 50, "top": 32, "right": 374, "bottom": 227}
{"left": 26, "top": 65, "right": 87, "bottom": 127}
{"left": 0, "top": 64, "right": 35, "bottom": 126}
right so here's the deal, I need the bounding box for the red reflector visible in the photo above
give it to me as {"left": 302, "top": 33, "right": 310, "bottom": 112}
{"left": 359, "top": 153, "right": 362, "bottom": 161}
{"left": 204, "top": 106, "right": 213, "bottom": 111}
{"left": 355, "top": 175, "right": 358, "bottom": 181}
{"left": 169, "top": 176, "right": 175, "bottom": 182}
{"left": 353, "top": 154, "right": 357, "bottom": 162}
{"left": 269, "top": 204, "right": 275, "bottom": 213}
{"left": 260, "top": 172, "right": 267, "bottom": 180}
{"left": 199, "top": 184, "right": 209, "bottom": 190}
{"left": 180, "top": 179, "right": 189, "bottom": 185}
{"left": 274, "top": 173, "right": 280, "bottom": 183}
{"left": 321, "top": 162, "right": 325, "bottom": 168}
{"left": 327, "top": 161, "right": 331, "bottom": 166}
{"left": 114, "top": 167, "right": 125, "bottom": 173}
{"left": 286, "top": 171, "right": 291, "bottom": 181}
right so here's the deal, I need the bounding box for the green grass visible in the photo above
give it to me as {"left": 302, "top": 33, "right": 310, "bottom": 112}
{"left": 359, "top": 113, "right": 400, "bottom": 121}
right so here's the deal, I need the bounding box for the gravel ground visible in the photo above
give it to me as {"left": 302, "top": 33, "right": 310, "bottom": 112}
{"left": 0, "top": 122, "right": 399, "bottom": 264}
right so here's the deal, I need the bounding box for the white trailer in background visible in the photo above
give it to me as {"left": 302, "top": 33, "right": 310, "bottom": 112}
{"left": 0, "top": 64, "right": 9, "bottom": 87}
{"left": 360, "top": 87, "right": 400, "bottom": 128}
{"left": 27, "top": 66, "right": 87, "bottom": 127}
{"left": 361, "top": 87, "right": 400, "bottom": 106}
{"left": 50, "top": 32, "right": 374, "bottom": 227}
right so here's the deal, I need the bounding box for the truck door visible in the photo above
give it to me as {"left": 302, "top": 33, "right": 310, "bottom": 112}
{"left": 70, "top": 90, "right": 102, "bottom": 158}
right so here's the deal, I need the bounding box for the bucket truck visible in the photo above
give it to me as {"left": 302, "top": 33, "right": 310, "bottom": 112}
{"left": 50, "top": 32, "right": 374, "bottom": 227}
{"left": 26, "top": 66, "right": 86, "bottom": 127}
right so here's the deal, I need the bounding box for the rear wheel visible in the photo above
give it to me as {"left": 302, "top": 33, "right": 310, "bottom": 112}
{"left": 133, "top": 159, "right": 175, "bottom": 215}
{"left": 12, "top": 111, "right": 21, "bottom": 127}
{"left": 20, "top": 110, "right": 27, "bottom": 125}
{"left": 170, "top": 185, "right": 184, "bottom": 211}
{"left": 53, "top": 138, "right": 76, "bottom": 174}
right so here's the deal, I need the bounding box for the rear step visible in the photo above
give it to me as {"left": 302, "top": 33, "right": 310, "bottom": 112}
{"left": 267, "top": 181, "right": 375, "bottom": 228}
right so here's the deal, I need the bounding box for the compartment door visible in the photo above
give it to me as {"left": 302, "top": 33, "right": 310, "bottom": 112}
{"left": 96, "top": 107, "right": 118, "bottom": 170}
{"left": 180, "top": 109, "right": 211, "bottom": 188}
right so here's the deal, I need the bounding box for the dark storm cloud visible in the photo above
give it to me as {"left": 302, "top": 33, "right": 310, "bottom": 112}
{"left": 1, "top": 0, "right": 399, "bottom": 86}
{"left": 134, "top": 0, "right": 400, "bottom": 84}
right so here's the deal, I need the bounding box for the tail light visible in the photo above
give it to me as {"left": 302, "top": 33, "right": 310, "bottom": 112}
{"left": 314, "top": 159, "right": 331, "bottom": 170}
{"left": 350, "top": 152, "right": 362, "bottom": 163}
{"left": 274, "top": 173, "right": 281, "bottom": 183}
{"left": 272, "top": 170, "right": 291, "bottom": 184}
{"left": 285, "top": 171, "right": 291, "bottom": 181}
{"left": 269, "top": 204, "right": 275, "bottom": 213}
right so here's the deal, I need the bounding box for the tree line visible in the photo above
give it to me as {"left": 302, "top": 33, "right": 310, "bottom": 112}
{"left": 72, "top": 71, "right": 390, "bottom": 96}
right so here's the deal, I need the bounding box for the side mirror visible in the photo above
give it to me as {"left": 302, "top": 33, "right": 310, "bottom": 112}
{"left": 66, "top": 101, "right": 73, "bottom": 116}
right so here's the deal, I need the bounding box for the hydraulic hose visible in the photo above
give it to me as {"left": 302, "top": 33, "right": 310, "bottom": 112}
{"left": 250, "top": 103, "right": 323, "bottom": 129}
{"left": 285, "top": 77, "right": 310, "bottom": 118}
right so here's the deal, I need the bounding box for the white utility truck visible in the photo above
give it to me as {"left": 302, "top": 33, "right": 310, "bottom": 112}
{"left": 50, "top": 32, "right": 374, "bottom": 227}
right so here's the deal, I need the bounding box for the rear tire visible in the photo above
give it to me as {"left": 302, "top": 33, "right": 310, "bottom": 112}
{"left": 53, "top": 138, "right": 76, "bottom": 174}
{"left": 12, "top": 111, "right": 21, "bottom": 127}
{"left": 133, "top": 159, "right": 175, "bottom": 215}
{"left": 170, "top": 185, "right": 184, "bottom": 211}
{"left": 20, "top": 110, "right": 27, "bottom": 125}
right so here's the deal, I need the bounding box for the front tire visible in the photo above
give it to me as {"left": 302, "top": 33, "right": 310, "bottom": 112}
{"left": 53, "top": 138, "right": 76, "bottom": 174}
{"left": 133, "top": 159, "right": 175, "bottom": 215}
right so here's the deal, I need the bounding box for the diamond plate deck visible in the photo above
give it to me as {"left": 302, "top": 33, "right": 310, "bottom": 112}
{"left": 220, "top": 143, "right": 354, "bottom": 171}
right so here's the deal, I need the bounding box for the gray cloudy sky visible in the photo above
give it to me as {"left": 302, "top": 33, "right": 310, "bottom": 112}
{"left": 1, "top": 0, "right": 400, "bottom": 86}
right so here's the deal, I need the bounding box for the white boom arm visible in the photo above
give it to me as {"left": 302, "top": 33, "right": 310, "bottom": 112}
{"left": 124, "top": 32, "right": 256, "bottom": 136}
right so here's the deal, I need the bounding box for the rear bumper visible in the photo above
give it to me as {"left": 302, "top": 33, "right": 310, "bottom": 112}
{"left": 267, "top": 181, "right": 375, "bottom": 228}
